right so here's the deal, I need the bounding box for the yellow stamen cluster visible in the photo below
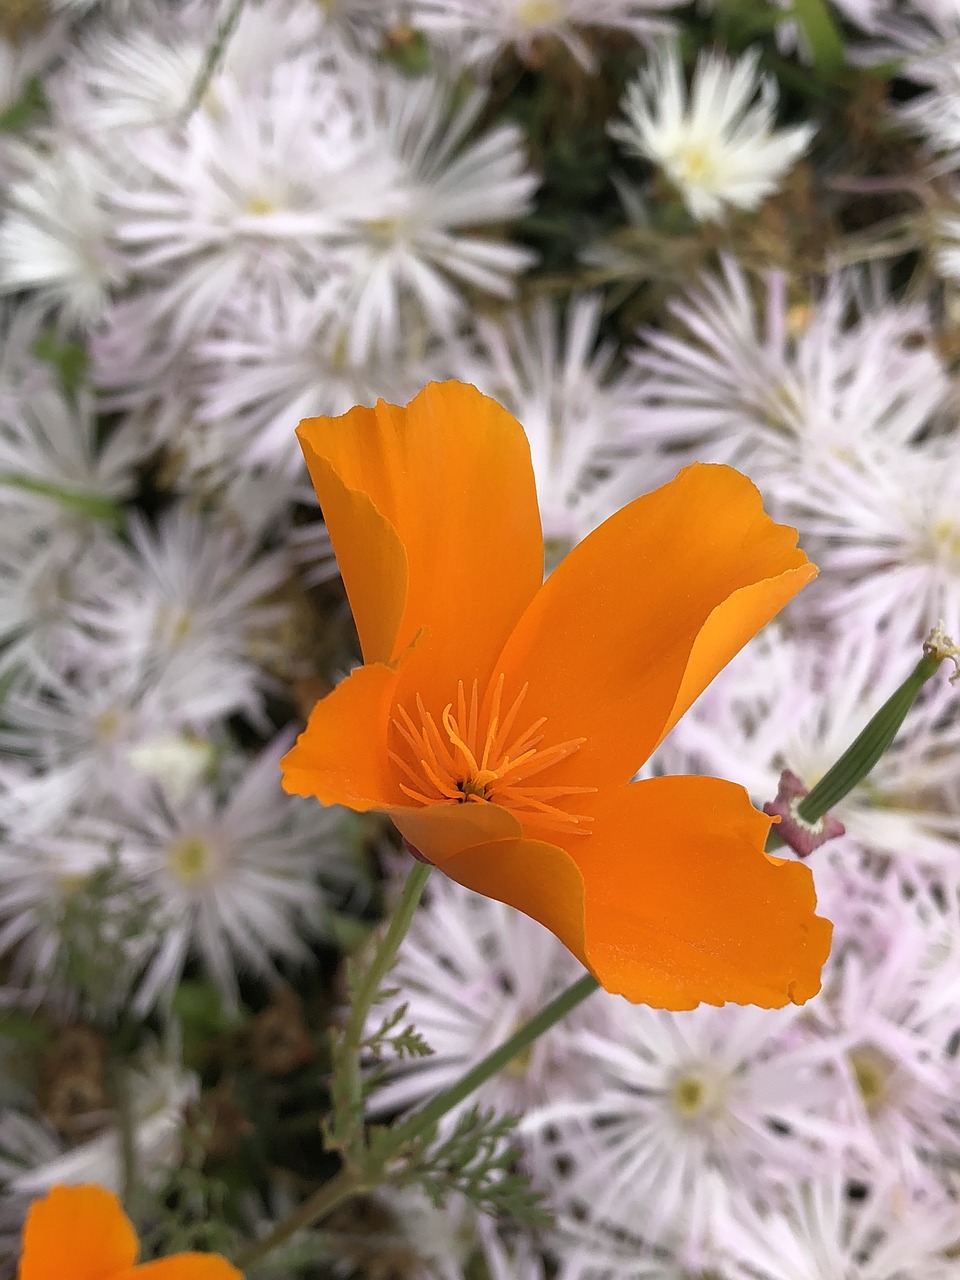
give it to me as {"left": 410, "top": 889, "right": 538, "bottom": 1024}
{"left": 390, "top": 674, "right": 595, "bottom": 833}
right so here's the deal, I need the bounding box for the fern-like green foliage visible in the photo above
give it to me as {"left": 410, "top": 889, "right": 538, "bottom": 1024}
{"left": 362, "top": 999, "right": 434, "bottom": 1063}
{"left": 374, "top": 1106, "right": 550, "bottom": 1228}
{"left": 43, "top": 853, "right": 158, "bottom": 1020}
{"left": 136, "top": 1136, "right": 237, "bottom": 1260}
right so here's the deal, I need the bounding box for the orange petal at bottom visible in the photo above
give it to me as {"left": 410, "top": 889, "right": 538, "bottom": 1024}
{"left": 438, "top": 835, "right": 588, "bottom": 965}
{"left": 120, "top": 1257, "right": 242, "bottom": 1280}
{"left": 19, "top": 1185, "right": 139, "bottom": 1280}
{"left": 580, "top": 775, "right": 832, "bottom": 1009}
{"left": 389, "top": 802, "right": 523, "bottom": 868}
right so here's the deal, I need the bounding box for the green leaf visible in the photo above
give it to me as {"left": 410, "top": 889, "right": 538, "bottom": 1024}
{"left": 0, "top": 471, "right": 125, "bottom": 529}
{"left": 326, "top": 909, "right": 373, "bottom": 954}
{"left": 791, "top": 0, "right": 846, "bottom": 75}
{"left": 0, "top": 1010, "right": 52, "bottom": 1049}
{"left": 172, "top": 980, "right": 239, "bottom": 1042}
{"left": 32, "top": 330, "right": 89, "bottom": 402}
{"left": 0, "top": 76, "right": 46, "bottom": 133}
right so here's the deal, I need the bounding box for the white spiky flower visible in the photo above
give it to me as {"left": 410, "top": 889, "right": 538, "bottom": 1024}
{"left": 59, "top": 0, "right": 327, "bottom": 132}
{"left": 0, "top": 525, "right": 128, "bottom": 692}
{"left": 0, "top": 652, "right": 258, "bottom": 837}
{"left": 0, "top": 134, "right": 125, "bottom": 319}
{"left": 331, "top": 71, "right": 538, "bottom": 361}
{"left": 610, "top": 44, "right": 815, "bottom": 221}
{"left": 785, "top": 437, "right": 960, "bottom": 646}
{"left": 116, "top": 737, "right": 351, "bottom": 1013}
{"left": 75, "top": 503, "right": 292, "bottom": 679}
{"left": 0, "top": 386, "right": 143, "bottom": 534}
{"left": 716, "top": 1169, "right": 960, "bottom": 1280}
{"left": 0, "top": 814, "right": 149, "bottom": 1009}
{"left": 526, "top": 999, "right": 846, "bottom": 1250}
{"left": 193, "top": 282, "right": 431, "bottom": 473}
{"left": 628, "top": 258, "right": 948, "bottom": 477}
{"left": 814, "top": 923, "right": 960, "bottom": 1195}
{"left": 108, "top": 64, "right": 352, "bottom": 349}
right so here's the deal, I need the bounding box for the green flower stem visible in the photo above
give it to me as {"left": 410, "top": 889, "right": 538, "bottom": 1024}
{"left": 0, "top": 472, "right": 124, "bottom": 528}
{"left": 387, "top": 971, "right": 600, "bottom": 1146}
{"left": 180, "top": 0, "right": 245, "bottom": 120}
{"left": 765, "top": 626, "right": 959, "bottom": 854}
{"left": 235, "top": 969, "right": 600, "bottom": 1268}
{"left": 340, "top": 861, "right": 432, "bottom": 1163}
{"left": 235, "top": 1166, "right": 363, "bottom": 1269}
{"left": 798, "top": 646, "right": 947, "bottom": 825}
{"left": 109, "top": 1058, "right": 137, "bottom": 1211}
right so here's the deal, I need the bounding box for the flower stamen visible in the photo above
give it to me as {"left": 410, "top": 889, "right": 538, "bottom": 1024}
{"left": 392, "top": 676, "right": 596, "bottom": 833}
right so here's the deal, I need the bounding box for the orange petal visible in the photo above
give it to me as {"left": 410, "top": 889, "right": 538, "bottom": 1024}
{"left": 494, "top": 464, "right": 815, "bottom": 791}
{"left": 651, "top": 565, "right": 816, "bottom": 752}
{"left": 296, "top": 436, "right": 407, "bottom": 667}
{"left": 19, "top": 1185, "right": 138, "bottom": 1280}
{"left": 578, "top": 775, "right": 832, "bottom": 1009}
{"left": 438, "top": 835, "right": 587, "bottom": 964}
{"left": 389, "top": 802, "right": 523, "bottom": 867}
{"left": 281, "top": 662, "right": 405, "bottom": 809}
{"left": 297, "top": 382, "right": 543, "bottom": 699}
{"left": 124, "top": 1256, "right": 242, "bottom": 1280}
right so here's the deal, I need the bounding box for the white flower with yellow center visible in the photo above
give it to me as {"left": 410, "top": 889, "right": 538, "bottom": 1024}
{"left": 0, "top": 135, "right": 125, "bottom": 320}
{"left": 610, "top": 44, "right": 815, "bottom": 221}
{"left": 116, "top": 736, "right": 353, "bottom": 1013}
{"left": 628, "top": 258, "right": 948, "bottom": 477}
{"left": 528, "top": 1000, "right": 846, "bottom": 1249}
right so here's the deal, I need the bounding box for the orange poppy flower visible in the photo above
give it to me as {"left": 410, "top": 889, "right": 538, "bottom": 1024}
{"left": 282, "top": 381, "right": 832, "bottom": 1009}
{"left": 18, "top": 1184, "right": 242, "bottom": 1280}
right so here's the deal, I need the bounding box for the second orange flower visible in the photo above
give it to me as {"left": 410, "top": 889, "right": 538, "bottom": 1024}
{"left": 282, "top": 381, "right": 832, "bottom": 1009}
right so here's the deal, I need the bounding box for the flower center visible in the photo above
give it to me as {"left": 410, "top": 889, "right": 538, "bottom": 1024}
{"left": 169, "top": 834, "right": 218, "bottom": 886}
{"left": 849, "top": 1044, "right": 894, "bottom": 1113}
{"left": 931, "top": 517, "right": 960, "bottom": 565}
{"left": 245, "top": 194, "right": 278, "bottom": 216}
{"left": 674, "top": 142, "right": 720, "bottom": 188}
{"left": 390, "top": 674, "right": 595, "bottom": 833}
{"left": 514, "top": 0, "right": 568, "bottom": 26}
{"left": 669, "top": 1069, "right": 726, "bottom": 1121}
{"left": 516, "top": 0, "right": 564, "bottom": 26}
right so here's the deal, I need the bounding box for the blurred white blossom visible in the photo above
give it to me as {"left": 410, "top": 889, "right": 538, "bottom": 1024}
{"left": 610, "top": 44, "right": 814, "bottom": 220}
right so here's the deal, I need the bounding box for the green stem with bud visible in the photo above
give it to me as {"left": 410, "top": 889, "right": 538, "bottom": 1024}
{"left": 766, "top": 624, "right": 959, "bottom": 848}
{"left": 797, "top": 648, "right": 947, "bottom": 824}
